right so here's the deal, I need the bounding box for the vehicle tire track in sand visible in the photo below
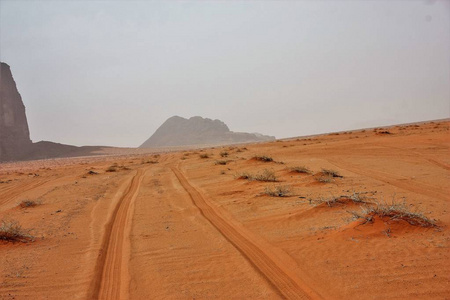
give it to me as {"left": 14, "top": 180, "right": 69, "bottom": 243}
{"left": 89, "top": 168, "right": 145, "bottom": 300}
{"left": 0, "top": 179, "right": 52, "bottom": 206}
{"left": 172, "top": 166, "right": 322, "bottom": 300}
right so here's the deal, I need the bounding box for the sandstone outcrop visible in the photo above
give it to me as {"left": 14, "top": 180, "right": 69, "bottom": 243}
{"left": 0, "top": 62, "right": 32, "bottom": 161}
{"left": 140, "top": 116, "right": 275, "bottom": 148}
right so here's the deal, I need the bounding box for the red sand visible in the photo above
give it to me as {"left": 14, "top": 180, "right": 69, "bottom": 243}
{"left": 1, "top": 120, "right": 449, "bottom": 299}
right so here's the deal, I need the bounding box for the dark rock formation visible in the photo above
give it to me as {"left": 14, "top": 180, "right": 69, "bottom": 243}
{"left": 140, "top": 116, "right": 275, "bottom": 148}
{"left": 0, "top": 62, "right": 32, "bottom": 161}
{"left": 0, "top": 62, "right": 106, "bottom": 162}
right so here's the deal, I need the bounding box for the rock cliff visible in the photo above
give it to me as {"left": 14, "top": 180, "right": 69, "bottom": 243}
{"left": 140, "top": 116, "right": 275, "bottom": 148}
{"left": 0, "top": 62, "right": 32, "bottom": 161}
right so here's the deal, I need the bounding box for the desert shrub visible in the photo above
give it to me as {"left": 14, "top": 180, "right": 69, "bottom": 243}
{"left": 315, "top": 175, "right": 333, "bottom": 183}
{"left": 106, "top": 166, "right": 117, "bottom": 172}
{"left": 350, "top": 200, "right": 436, "bottom": 227}
{"left": 215, "top": 160, "right": 228, "bottom": 165}
{"left": 236, "top": 169, "right": 277, "bottom": 182}
{"left": 236, "top": 172, "right": 252, "bottom": 180}
{"left": 0, "top": 219, "right": 34, "bottom": 242}
{"left": 144, "top": 160, "right": 158, "bottom": 164}
{"left": 264, "top": 185, "right": 292, "bottom": 197}
{"left": 220, "top": 151, "right": 229, "bottom": 157}
{"left": 19, "top": 200, "right": 40, "bottom": 208}
{"left": 254, "top": 169, "right": 277, "bottom": 182}
{"left": 252, "top": 155, "right": 273, "bottom": 162}
{"left": 313, "top": 193, "right": 367, "bottom": 207}
{"left": 348, "top": 192, "right": 368, "bottom": 203}
{"left": 290, "top": 166, "right": 311, "bottom": 174}
{"left": 199, "top": 154, "right": 210, "bottom": 159}
{"left": 321, "top": 168, "right": 342, "bottom": 178}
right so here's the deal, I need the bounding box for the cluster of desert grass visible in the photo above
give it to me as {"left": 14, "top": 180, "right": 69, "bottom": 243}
{"left": 349, "top": 200, "right": 436, "bottom": 228}
{"left": 234, "top": 153, "right": 436, "bottom": 229}
{"left": 0, "top": 219, "right": 34, "bottom": 243}
{"left": 237, "top": 169, "right": 278, "bottom": 182}
{"left": 263, "top": 185, "right": 292, "bottom": 197}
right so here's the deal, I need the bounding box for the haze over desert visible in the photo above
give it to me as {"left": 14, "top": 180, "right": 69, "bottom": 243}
{"left": 1, "top": 1, "right": 450, "bottom": 299}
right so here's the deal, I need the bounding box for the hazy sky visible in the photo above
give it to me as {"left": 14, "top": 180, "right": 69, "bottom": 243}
{"left": 1, "top": 0, "right": 449, "bottom": 147}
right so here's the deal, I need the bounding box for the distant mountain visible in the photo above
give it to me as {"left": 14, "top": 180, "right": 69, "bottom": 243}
{"left": 140, "top": 116, "right": 275, "bottom": 148}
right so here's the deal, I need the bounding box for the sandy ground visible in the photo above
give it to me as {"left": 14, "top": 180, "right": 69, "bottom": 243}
{"left": 0, "top": 120, "right": 449, "bottom": 299}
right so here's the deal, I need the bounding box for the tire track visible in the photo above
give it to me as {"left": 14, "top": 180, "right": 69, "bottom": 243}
{"left": 171, "top": 166, "right": 322, "bottom": 300}
{"left": 0, "top": 178, "right": 53, "bottom": 206}
{"left": 89, "top": 168, "right": 145, "bottom": 300}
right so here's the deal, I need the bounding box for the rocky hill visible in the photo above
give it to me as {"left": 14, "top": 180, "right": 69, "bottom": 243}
{"left": 0, "top": 62, "right": 105, "bottom": 162}
{"left": 0, "top": 62, "right": 33, "bottom": 161}
{"left": 140, "top": 116, "right": 275, "bottom": 148}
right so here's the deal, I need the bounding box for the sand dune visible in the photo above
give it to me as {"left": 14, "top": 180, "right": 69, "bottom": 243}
{"left": 0, "top": 120, "right": 449, "bottom": 299}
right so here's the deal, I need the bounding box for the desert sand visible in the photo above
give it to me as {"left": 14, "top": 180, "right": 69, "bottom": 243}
{"left": 1, "top": 120, "right": 449, "bottom": 299}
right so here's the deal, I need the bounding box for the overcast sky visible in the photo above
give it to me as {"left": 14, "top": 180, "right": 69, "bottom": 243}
{"left": 1, "top": 0, "right": 449, "bottom": 147}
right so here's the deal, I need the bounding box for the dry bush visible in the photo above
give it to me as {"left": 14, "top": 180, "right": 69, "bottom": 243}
{"left": 237, "top": 169, "right": 277, "bottom": 182}
{"left": 0, "top": 219, "right": 34, "bottom": 242}
{"left": 143, "top": 160, "right": 158, "bottom": 164}
{"left": 215, "top": 160, "right": 228, "bottom": 165}
{"left": 290, "top": 166, "right": 311, "bottom": 174}
{"left": 106, "top": 166, "right": 117, "bottom": 172}
{"left": 252, "top": 155, "right": 274, "bottom": 162}
{"left": 315, "top": 175, "right": 333, "bottom": 183}
{"left": 236, "top": 172, "right": 252, "bottom": 180}
{"left": 264, "top": 185, "right": 292, "bottom": 197}
{"left": 220, "top": 151, "right": 229, "bottom": 157}
{"left": 377, "top": 130, "right": 392, "bottom": 135}
{"left": 19, "top": 200, "right": 40, "bottom": 208}
{"left": 313, "top": 192, "right": 368, "bottom": 207}
{"left": 199, "top": 154, "right": 210, "bottom": 159}
{"left": 321, "top": 168, "right": 342, "bottom": 178}
{"left": 254, "top": 169, "right": 277, "bottom": 182}
{"left": 349, "top": 200, "right": 436, "bottom": 227}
